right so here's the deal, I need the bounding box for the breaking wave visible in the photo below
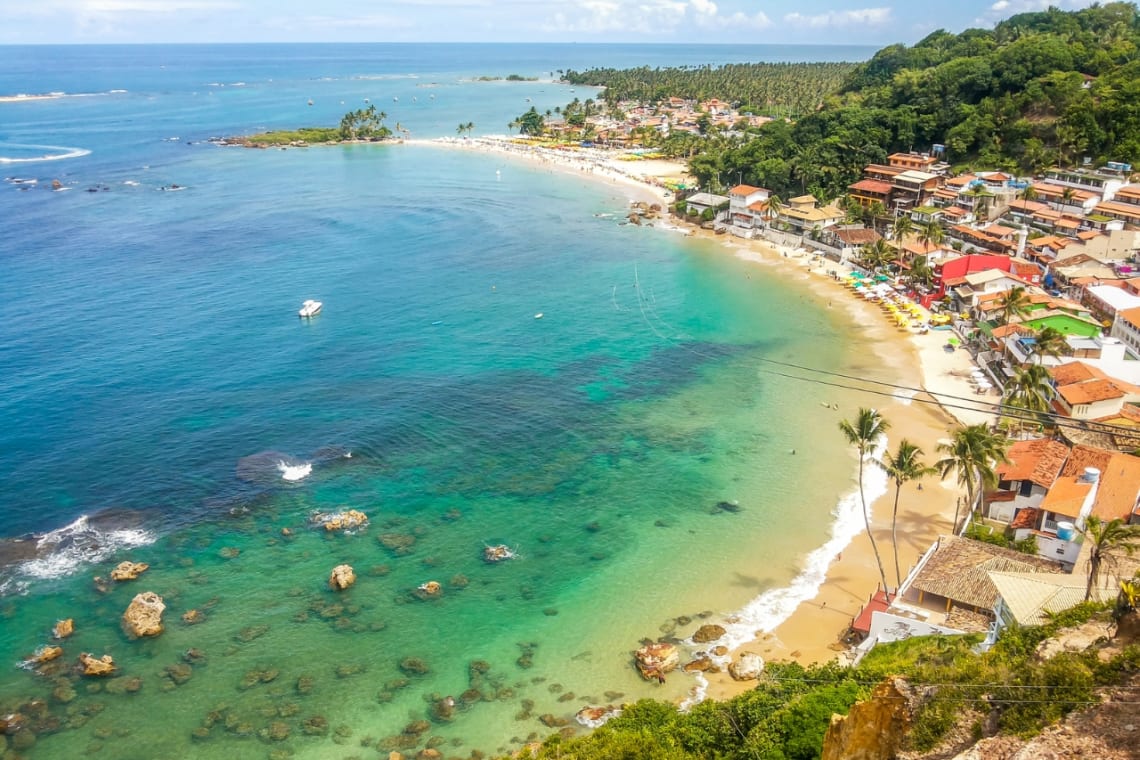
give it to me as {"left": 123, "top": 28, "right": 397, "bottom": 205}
{"left": 8, "top": 514, "right": 155, "bottom": 584}
{"left": 0, "top": 143, "right": 91, "bottom": 164}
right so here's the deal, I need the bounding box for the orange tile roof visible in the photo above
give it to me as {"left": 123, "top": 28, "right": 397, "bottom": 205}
{"left": 1032, "top": 182, "right": 1097, "bottom": 202}
{"left": 997, "top": 439, "right": 1071, "bottom": 488}
{"left": 1076, "top": 230, "right": 1103, "bottom": 241}
{"left": 1115, "top": 184, "right": 1140, "bottom": 200}
{"left": 1051, "top": 362, "right": 1102, "bottom": 386}
{"left": 992, "top": 323, "right": 1031, "bottom": 338}
{"left": 1060, "top": 445, "right": 1140, "bottom": 522}
{"left": 1010, "top": 507, "right": 1041, "bottom": 530}
{"left": 729, "top": 184, "right": 764, "bottom": 196}
{"left": 1039, "top": 476, "right": 1092, "bottom": 518}
{"left": 1094, "top": 201, "right": 1140, "bottom": 220}
{"left": 1057, "top": 379, "right": 1126, "bottom": 405}
{"left": 945, "top": 175, "right": 977, "bottom": 188}
{"left": 1010, "top": 199, "right": 1050, "bottom": 213}
{"left": 1118, "top": 306, "right": 1140, "bottom": 330}
{"left": 943, "top": 206, "right": 969, "bottom": 217}
{"left": 1055, "top": 218, "right": 1081, "bottom": 229}
{"left": 849, "top": 179, "right": 893, "bottom": 194}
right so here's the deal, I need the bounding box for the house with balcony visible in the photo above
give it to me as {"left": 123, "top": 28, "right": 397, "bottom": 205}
{"left": 888, "top": 152, "right": 942, "bottom": 173}
{"left": 1090, "top": 199, "right": 1140, "bottom": 229}
{"left": 1050, "top": 361, "right": 1140, "bottom": 420}
{"left": 986, "top": 439, "right": 1071, "bottom": 523}
{"left": 726, "top": 184, "right": 771, "bottom": 229}
{"left": 1042, "top": 165, "right": 1128, "bottom": 203}
{"left": 1031, "top": 182, "right": 1100, "bottom": 215}
{"left": 1112, "top": 306, "right": 1140, "bottom": 357}
{"left": 847, "top": 178, "right": 893, "bottom": 210}
{"left": 777, "top": 195, "right": 844, "bottom": 235}
{"left": 684, "top": 192, "right": 729, "bottom": 218}
{"left": 890, "top": 170, "right": 942, "bottom": 213}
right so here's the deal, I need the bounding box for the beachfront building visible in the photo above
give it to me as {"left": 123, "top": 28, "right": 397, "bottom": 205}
{"left": 684, "top": 192, "right": 729, "bottom": 218}
{"left": 811, "top": 225, "right": 882, "bottom": 264}
{"left": 776, "top": 195, "right": 844, "bottom": 236}
{"left": 726, "top": 184, "right": 770, "bottom": 230}
{"left": 889, "top": 535, "right": 1063, "bottom": 626}
{"left": 1042, "top": 165, "right": 1130, "bottom": 204}
{"left": 1051, "top": 361, "right": 1140, "bottom": 420}
{"left": 987, "top": 439, "right": 1071, "bottom": 523}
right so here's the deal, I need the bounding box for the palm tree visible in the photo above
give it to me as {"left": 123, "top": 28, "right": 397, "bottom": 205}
{"left": 1003, "top": 364, "right": 1053, "bottom": 429}
{"left": 764, "top": 194, "right": 784, "bottom": 227}
{"left": 936, "top": 424, "right": 1010, "bottom": 533}
{"left": 1081, "top": 517, "right": 1140, "bottom": 601}
{"left": 1032, "top": 326, "right": 1068, "bottom": 363}
{"left": 1020, "top": 185, "right": 1039, "bottom": 203}
{"left": 917, "top": 220, "right": 944, "bottom": 253}
{"left": 839, "top": 408, "right": 892, "bottom": 595}
{"left": 878, "top": 440, "right": 936, "bottom": 588}
{"left": 892, "top": 215, "right": 914, "bottom": 260}
{"left": 907, "top": 255, "right": 935, "bottom": 292}
{"left": 860, "top": 239, "right": 894, "bottom": 271}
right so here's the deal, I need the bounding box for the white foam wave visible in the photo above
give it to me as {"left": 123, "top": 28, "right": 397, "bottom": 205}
{"left": 0, "top": 144, "right": 92, "bottom": 164}
{"left": 277, "top": 461, "right": 312, "bottom": 481}
{"left": 679, "top": 672, "right": 708, "bottom": 712}
{"left": 18, "top": 515, "right": 155, "bottom": 581}
{"left": 892, "top": 389, "right": 917, "bottom": 405}
{"left": 688, "top": 439, "right": 891, "bottom": 660}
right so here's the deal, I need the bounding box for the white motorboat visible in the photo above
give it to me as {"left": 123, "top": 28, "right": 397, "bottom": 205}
{"left": 298, "top": 299, "right": 323, "bottom": 318}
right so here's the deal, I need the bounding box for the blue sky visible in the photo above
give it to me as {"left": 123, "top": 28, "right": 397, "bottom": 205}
{"left": 0, "top": 0, "right": 1104, "bottom": 45}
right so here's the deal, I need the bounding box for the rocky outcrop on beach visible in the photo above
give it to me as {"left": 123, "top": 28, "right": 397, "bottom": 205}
{"left": 52, "top": 619, "right": 74, "bottom": 639}
{"left": 110, "top": 561, "right": 149, "bottom": 581}
{"left": 329, "top": 564, "right": 356, "bottom": 590}
{"left": 576, "top": 705, "right": 621, "bottom": 728}
{"left": 312, "top": 509, "right": 368, "bottom": 532}
{"left": 633, "top": 642, "right": 679, "bottom": 680}
{"left": 692, "top": 623, "right": 726, "bottom": 643}
{"left": 122, "top": 591, "right": 165, "bottom": 638}
{"left": 728, "top": 652, "right": 764, "bottom": 681}
{"left": 78, "top": 653, "right": 116, "bottom": 677}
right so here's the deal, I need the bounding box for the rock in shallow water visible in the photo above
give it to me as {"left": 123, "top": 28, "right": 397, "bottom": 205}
{"left": 122, "top": 592, "right": 165, "bottom": 638}
{"left": 52, "top": 619, "right": 74, "bottom": 639}
{"left": 329, "top": 564, "right": 356, "bottom": 591}
{"left": 692, "top": 624, "right": 726, "bottom": 643}
{"left": 78, "top": 653, "right": 116, "bottom": 677}
{"left": 110, "top": 561, "right": 149, "bottom": 581}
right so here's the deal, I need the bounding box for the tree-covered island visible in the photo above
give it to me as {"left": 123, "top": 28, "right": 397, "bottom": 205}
{"left": 222, "top": 104, "right": 393, "bottom": 148}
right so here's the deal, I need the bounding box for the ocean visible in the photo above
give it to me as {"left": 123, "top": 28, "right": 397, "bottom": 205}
{"left": 0, "top": 43, "right": 879, "bottom": 758}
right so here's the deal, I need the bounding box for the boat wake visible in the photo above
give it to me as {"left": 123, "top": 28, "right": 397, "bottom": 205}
{"left": 0, "top": 143, "right": 92, "bottom": 164}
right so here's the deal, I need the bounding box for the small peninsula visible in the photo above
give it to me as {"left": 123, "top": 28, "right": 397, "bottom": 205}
{"left": 220, "top": 104, "right": 393, "bottom": 148}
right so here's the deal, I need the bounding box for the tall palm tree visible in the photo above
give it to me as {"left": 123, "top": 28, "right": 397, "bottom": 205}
{"left": 878, "top": 440, "right": 936, "bottom": 588}
{"left": 840, "top": 408, "right": 892, "bottom": 595}
{"left": 892, "top": 215, "right": 914, "bottom": 261}
{"left": 1004, "top": 364, "right": 1054, "bottom": 431}
{"left": 997, "top": 286, "right": 1032, "bottom": 326}
{"left": 1032, "top": 326, "right": 1068, "bottom": 364}
{"left": 1081, "top": 517, "right": 1140, "bottom": 601}
{"left": 1020, "top": 185, "right": 1039, "bottom": 203}
{"left": 764, "top": 194, "right": 784, "bottom": 227}
{"left": 936, "top": 424, "right": 1010, "bottom": 533}
{"left": 917, "top": 220, "right": 944, "bottom": 253}
{"left": 860, "top": 239, "right": 894, "bottom": 271}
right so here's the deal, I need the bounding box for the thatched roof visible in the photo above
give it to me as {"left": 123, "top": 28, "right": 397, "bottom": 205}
{"left": 909, "top": 536, "right": 1063, "bottom": 610}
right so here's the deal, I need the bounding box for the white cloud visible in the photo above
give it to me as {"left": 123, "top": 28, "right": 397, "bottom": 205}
{"left": 543, "top": 0, "right": 769, "bottom": 35}
{"left": 783, "top": 6, "right": 891, "bottom": 29}
{"left": 978, "top": 0, "right": 1100, "bottom": 26}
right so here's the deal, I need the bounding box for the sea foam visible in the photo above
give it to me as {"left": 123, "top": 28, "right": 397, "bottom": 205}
{"left": 17, "top": 514, "right": 155, "bottom": 581}
{"left": 687, "top": 439, "right": 891, "bottom": 660}
{"left": 277, "top": 461, "right": 313, "bottom": 481}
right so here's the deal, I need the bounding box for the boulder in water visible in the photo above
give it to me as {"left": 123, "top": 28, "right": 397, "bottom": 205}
{"left": 415, "top": 581, "right": 442, "bottom": 599}
{"left": 122, "top": 591, "right": 165, "bottom": 638}
{"left": 633, "top": 642, "right": 679, "bottom": 681}
{"left": 110, "top": 561, "right": 149, "bottom": 581}
{"left": 52, "top": 619, "right": 74, "bottom": 639}
{"left": 27, "top": 646, "right": 63, "bottom": 666}
{"left": 329, "top": 564, "right": 356, "bottom": 591}
{"left": 312, "top": 510, "right": 369, "bottom": 532}
{"left": 483, "top": 544, "right": 516, "bottom": 563}
{"left": 78, "top": 653, "right": 116, "bottom": 677}
{"left": 575, "top": 705, "right": 621, "bottom": 728}
{"left": 728, "top": 652, "right": 764, "bottom": 681}
{"left": 692, "top": 623, "right": 726, "bottom": 643}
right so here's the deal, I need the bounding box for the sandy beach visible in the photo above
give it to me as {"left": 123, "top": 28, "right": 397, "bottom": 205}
{"left": 410, "top": 134, "right": 997, "bottom": 701}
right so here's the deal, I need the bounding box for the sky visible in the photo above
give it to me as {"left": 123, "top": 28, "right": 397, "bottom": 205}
{"left": 0, "top": 0, "right": 1107, "bottom": 45}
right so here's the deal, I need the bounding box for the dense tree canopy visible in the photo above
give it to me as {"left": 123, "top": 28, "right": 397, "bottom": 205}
{"left": 593, "top": 3, "right": 1140, "bottom": 198}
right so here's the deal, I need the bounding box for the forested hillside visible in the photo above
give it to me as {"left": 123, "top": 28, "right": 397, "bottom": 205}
{"left": 630, "top": 3, "right": 1140, "bottom": 199}
{"left": 562, "top": 62, "right": 857, "bottom": 118}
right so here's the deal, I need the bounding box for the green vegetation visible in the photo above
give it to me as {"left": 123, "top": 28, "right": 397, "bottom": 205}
{"left": 476, "top": 74, "right": 538, "bottom": 81}
{"left": 964, "top": 522, "right": 1039, "bottom": 554}
{"left": 239, "top": 105, "right": 392, "bottom": 146}
{"left": 507, "top": 607, "right": 1138, "bottom": 759}
{"left": 562, "top": 62, "right": 858, "bottom": 117}
{"left": 239, "top": 127, "right": 342, "bottom": 146}
{"left": 646, "top": 3, "right": 1140, "bottom": 196}
{"left": 510, "top": 106, "right": 547, "bottom": 136}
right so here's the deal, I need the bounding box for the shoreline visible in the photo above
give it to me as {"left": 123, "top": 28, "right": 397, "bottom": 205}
{"left": 400, "top": 134, "right": 997, "bottom": 700}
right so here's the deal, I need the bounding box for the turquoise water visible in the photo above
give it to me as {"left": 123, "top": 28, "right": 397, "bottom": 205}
{"left": 0, "top": 44, "right": 876, "bottom": 758}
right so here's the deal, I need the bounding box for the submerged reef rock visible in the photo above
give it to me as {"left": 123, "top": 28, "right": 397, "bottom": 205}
{"left": 52, "top": 619, "right": 74, "bottom": 639}
{"left": 728, "top": 652, "right": 764, "bottom": 681}
{"left": 378, "top": 533, "right": 417, "bottom": 555}
{"left": 329, "top": 564, "right": 356, "bottom": 591}
{"left": 110, "top": 561, "right": 149, "bottom": 581}
{"left": 692, "top": 624, "right": 726, "bottom": 643}
{"left": 311, "top": 509, "right": 369, "bottom": 532}
{"left": 122, "top": 591, "right": 165, "bottom": 638}
{"left": 633, "top": 642, "right": 679, "bottom": 681}
{"left": 78, "top": 653, "right": 116, "bottom": 677}
{"left": 181, "top": 609, "right": 205, "bottom": 625}
{"left": 483, "top": 544, "right": 516, "bottom": 563}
